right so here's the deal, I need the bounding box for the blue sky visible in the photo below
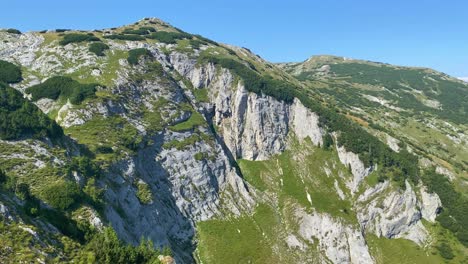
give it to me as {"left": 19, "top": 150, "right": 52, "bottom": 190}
{"left": 2, "top": 0, "right": 468, "bottom": 77}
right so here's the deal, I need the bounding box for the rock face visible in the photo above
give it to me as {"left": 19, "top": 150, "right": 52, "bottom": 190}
{"left": 296, "top": 209, "right": 373, "bottom": 264}
{"left": 337, "top": 146, "right": 373, "bottom": 193}
{"left": 420, "top": 187, "right": 441, "bottom": 222}
{"left": 171, "top": 53, "right": 324, "bottom": 161}
{"left": 356, "top": 181, "right": 430, "bottom": 245}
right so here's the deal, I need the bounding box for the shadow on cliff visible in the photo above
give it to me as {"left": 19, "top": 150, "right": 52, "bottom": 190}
{"left": 105, "top": 132, "right": 197, "bottom": 263}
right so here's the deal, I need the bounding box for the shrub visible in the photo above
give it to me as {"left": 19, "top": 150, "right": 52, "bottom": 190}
{"left": 0, "top": 60, "right": 22, "bottom": 83}
{"left": 423, "top": 169, "right": 468, "bottom": 246}
{"left": 41, "top": 207, "right": 86, "bottom": 241}
{"left": 146, "top": 31, "right": 192, "bottom": 44}
{"left": 95, "top": 145, "right": 113, "bottom": 153}
{"left": 199, "top": 55, "right": 296, "bottom": 103}
{"left": 82, "top": 227, "right": 163, "bottom": 264}
{"left": 14, "top": 183, "right": 31, "bottom": 200}
{"left": 136, "top": 181, "right": 152, "bottom": 204}
{"left": 69, "top": 156, "right": 100, "bottom": 178}
{"left": 122, "top": 27, "right": 156, "bottom": 35}
{"left": 83, "top": 178, "right": 104, "bottom": 207}
{"left": 437, "top": 242, "right": 454, "bottom": 259}
{"left": 0, "top": 170, "right": 6, "bottom": 184}
{"left": 55, "top": 29, "right": 70, "bottom": 32}
{"left": 120, "top": 123, "right": 143, "bottom": 150}
{"left": 193, "top": 34, "right": 218, "bottom": 46}
{"left": 88, "top": 42, "right": 109, "bottom": 56}
{"left": 59, "top": 33, "right": 100, "bottom": 45}
{"left": 139, "top": 26, "right": 156, "bottom": 32}
{"left": 6, "top": 28, "right": 21, "bottom": 34}
{"left": 0, "top": 82, "right": 63, "bottom": 140}
{"left": 127, "top": 48, "right": 152, "bottom": 65}
{"left": 103, "top": 34, "right": 145, "bottom": 41}
{"left": 26, "top": 76, "right": 97, "bottom": 104}
{"left": 322, "top": 133, "right": 334, "bottom": 149}
{"left": 42, "top": 181, "right": 80, "bottom": 210}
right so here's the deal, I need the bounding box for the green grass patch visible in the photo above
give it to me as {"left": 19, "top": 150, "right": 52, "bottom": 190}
{"left": 163, "top": 134, "right": 201, "bottom": 150}
{"left": 197, "top": 204, "right": 280, "bottom": 264}
{"left": 65, "top": 116, "right": 142, "bottom": 161}
{"left": 367, "top": 234, "right": 444, "bottom": 264}
{"left": 169, "top": 111, "right": 205, "bottom": 132}
{"left": 238, "top": 159, "right": 269, "bottom": 191}
{"left": 192, "top": 88, "right": 209, "bottom": 102}
{"left": 135, "top": 181, "right": 152, "bottom": 204}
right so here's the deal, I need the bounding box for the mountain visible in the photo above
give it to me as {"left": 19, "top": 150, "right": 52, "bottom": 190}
{"left": 0, "top": 18, "right": 467, "bottom": 263}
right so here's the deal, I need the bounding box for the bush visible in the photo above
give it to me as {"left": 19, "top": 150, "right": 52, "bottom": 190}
{"left": 423, "top": 169, "right": 468, "bottom": 246}
{"left": 122, "top": 27, "right": 156, "bottom": 35}
{"left": 322, "top": 133, "right": 333, "bottom": 149}
{"left": 0, "top": 60, "right": 22, "bottom": 83}
{"left": 136, "top": 182, "right": 152, "bottom": 204}
{"left": 82, "top": 227, "right": 164, "bottom": 264}
{"left": 69, "top": 156, "right": 100, "bottom": 178}
{"left": 26, "top": 76, "right": 97, "bottom": 104}
{"left": 89, "top": 42, "right": 109, "bottom": 56}
{"left": 139, "top": 26, "right": 156, "bottom": 32}
{"left": 42, "top": 181, "right": 80, "bottom": 210}
{"left": 55, "top": 29, "right": 70, "bottom": 32}
{"left": 41, "top": 207, "right": 86, "bottom": 241}
{"left": 147, "top": 31, "right": 192, "bottom": 44}
{"left": 0, "top": 82, "right": 63, "bottom": 140}
{"left": 15, "top": 183, "right": 31, "bottom": 200}
{"left": 193, "top": 34, "right": 218, "bottom": 46}
{"left": 6, "top": 28, "right": 21, "bottom": 34}
{"left": 59, "top": 33, "right": 100, "bottom": 45}
{"left": 103, "top": 34, "right": 145, "bottom": 41}
{"left": 0, "top": 170, "right": 6, "bottom": 184}
{"left": 95, "top": 145, "right": 113, "bottom": 153}
{"left": 127, "top": 48, "right": 152, "bottom": 65}
{"left": 437, "top": 242, "right": 454, "bottom": 259}
{"left": 199, "top": 55, "right": 296, "bottom": 103}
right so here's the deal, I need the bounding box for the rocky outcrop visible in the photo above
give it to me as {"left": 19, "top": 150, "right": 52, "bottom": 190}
{"left": 357, "top": 181, "right": 428, "bottom": 245}
{"left": 171, "top": 53, "right": 324, "bottom": 161}
{"left": 296, "top": 209, "right": 373, "bottom": 264}
{"left": 337, "top": 146, "right": 373, "bottom": 193}
{"left": 290, "top": 99, "right": 324, "bottom": 146}
{"left": 420, "top": 187, "right": 441, "bottom": 222}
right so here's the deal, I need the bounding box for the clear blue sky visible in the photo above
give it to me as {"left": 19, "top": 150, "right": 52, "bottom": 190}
{"left": 3, "top": 0, "right": 468, "bottom": 77}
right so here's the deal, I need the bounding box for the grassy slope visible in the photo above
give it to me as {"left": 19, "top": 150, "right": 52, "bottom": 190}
{"left": 196, "top": 138, "right": 457, "bottom": 263}
{"left": 196, "top": 139, "right": 350, "bottom": 263}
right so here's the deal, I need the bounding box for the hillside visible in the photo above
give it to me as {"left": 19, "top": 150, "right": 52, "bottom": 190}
{"left": 0, "top": 18, "right": 467, "bottom": 263}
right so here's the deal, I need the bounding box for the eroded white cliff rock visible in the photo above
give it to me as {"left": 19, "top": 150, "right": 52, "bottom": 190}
{"left": 296, "top": 209, "right": 373, "bottom": 264}
{"left": 420, "top": 187, "right": 441, "bottom": 222}
{"left": 336, "top": 146, "right": 373, "bottom": 193}
{"left": 357, "top": 181, "right": 428, "bottom": 245}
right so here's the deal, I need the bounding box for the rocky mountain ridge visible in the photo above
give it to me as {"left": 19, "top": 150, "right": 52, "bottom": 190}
{"left": 0, "top": 18, "right": 466, "bottom": 263}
